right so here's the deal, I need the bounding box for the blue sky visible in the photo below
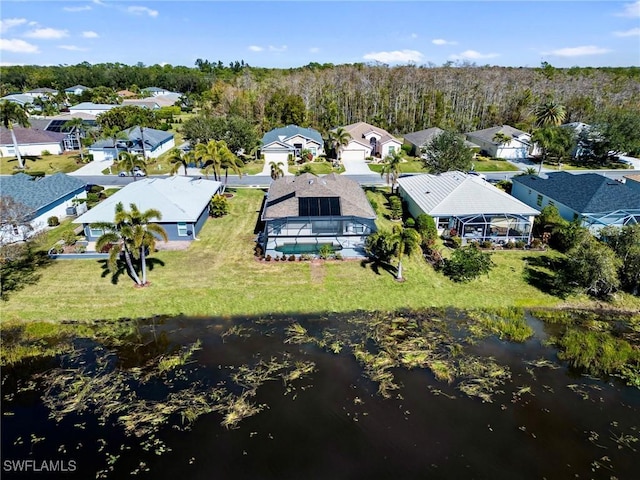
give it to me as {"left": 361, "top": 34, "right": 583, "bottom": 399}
{"left": 1, "top": 1, "right": 639, "bottom": 68}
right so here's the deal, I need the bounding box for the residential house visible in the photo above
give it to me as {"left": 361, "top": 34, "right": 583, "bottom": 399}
{"left": 260, "top": 125, "right": 324, "bottom": 175}
{"left": 143, "top": 87, "right": 177, "bottom": 97}
{"left": 0, "top": 126, "right": 67, "bottom": 156}
{"left": 466, "top": 125, "right": 536, "bottom": 160}
{"left": 24, "top": 88, "right": 58, "bottom": 98}
{"left": 65, "top": 85, "right": 90, "bottom": 96}
{"left": 28, "top": 113, "right": 96, "bottom": 151}
{"left": 116, "top": 90, "right": 137, "bottom": 98}
{"left": 122, "top": 99, "right": 161, "bottom": 109}
{"left": 260, "top": 173, "right": 377, "bottom": 257}
{"left": 74, "top": 176, "right": 222, "bottom": 242}
{"left": 88, "top": 126, "right": 175, "bottom": 162}
{"left": 402, "top": 127, "right": 444, "bottom": 156}
{"left": 0, "top": 173, "right": 87, "bottom": 244}
{"left": 1, "top": 94, "right": 35, "bottom": 107}
{"left": 512, "top": 172, "right": 640, "bottom": 231}
{"left": 339, "top": 122, "right": 402, "bottom": 161}
{"left": 397, "top": 171, "right": 539, "bottom": 245}
{"left": 69, "top": 102, "right": 117, "bottom": 116}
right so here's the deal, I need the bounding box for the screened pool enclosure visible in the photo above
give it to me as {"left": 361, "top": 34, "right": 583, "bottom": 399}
{"left": 445, "top": 213, "right": 534, "bottom": 245}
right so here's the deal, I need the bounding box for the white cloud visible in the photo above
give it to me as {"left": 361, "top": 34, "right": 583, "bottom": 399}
{"left": 0, "top": 18, "right": 27, "bottom": 33}
{"left": 24, "top": 28, "right": 69, "bottom": 40}
{"left": 82, "top": 31, "right": 99, "bottom": 38}
{"left": 58, "top": 45, "right": 88, "bottom": 51}
{"left": 449, "top": 50, "right": 499, "bottom": 60}
{"left": 309, "top": 47, "right": 320, "bottom": 53}
{"left": 0, "top": 61, "right": 26, "bottom": 66}
{"left": 543, "top": 45, "right": 611, "bottom": 57}
{"left": 127, "top": 6, "right": 159, "bottom": 18}
{"left": 63, "top": 6, "right": 92, "bottom": 12}
{"left": 0, "top": 38, "right": 39, "bottom": 53}
{"left": 613, "top": 27, "right": 640, "bottom": 37}
{"left": 410, "top": 33, "right": 418, "bottom": 39}
{"left": 363, "top": 49, "right": 423, "bottom": 63}
{"left": 432, "top": 38, "right": 457, "bottom": 46}
{"left": 616, "top": 1, "right": 640, "bottom": 17}
{"left": 248, "top": 45, "right": 263, "bottom": 52}
{"left": 268, "top": 45, "right": 287, "bottom": 53}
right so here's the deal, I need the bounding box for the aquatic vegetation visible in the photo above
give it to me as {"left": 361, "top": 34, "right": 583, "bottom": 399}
{"left": 157, "top": 340, "right": 202, "bottom": 373}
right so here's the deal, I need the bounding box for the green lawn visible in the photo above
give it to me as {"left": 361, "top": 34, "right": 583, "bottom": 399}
{"left": 3, "top": 188, "right": 638, "bottom": 323}
{"left": 0, "top": 154, "right": 83, "bottom": 175}
{"left": 369, "top": 157, "right": 520, "bottom": 174}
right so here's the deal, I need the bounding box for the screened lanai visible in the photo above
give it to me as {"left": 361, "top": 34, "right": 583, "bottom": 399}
{"left": 452, "top": 213, "right": 533, "bottom": 244}
{"left": 582, "top": 209, "right": 640, "bottom": 231}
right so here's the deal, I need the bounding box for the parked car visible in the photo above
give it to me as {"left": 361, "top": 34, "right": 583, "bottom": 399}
{"left": 467, "top": 171, "right": 487, "bottom": 180}
{"left": 118, "top": 169, "right": 146, "bottom": 177}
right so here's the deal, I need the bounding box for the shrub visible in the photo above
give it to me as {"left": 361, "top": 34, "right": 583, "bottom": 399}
{"left": 89, "top": 185, "right": 105, "bottom": 194}
{"left": 53, "top": 245, "right": 65, "bottom": 254}
{"left": 443, "top": 245, "right": 494, "bottom": 282}
{"left": 450, "top": 236, "right": 462, "bottom": 249}
{"left": 334, "top": 252, "right": 343, "bottom": 261}
{"left": 254, "top": 245, "right": 263, "bottom": 257}
{"left": 369, "top": 198, "right": 379, "bottom": 213}
{"left": 504, "top": 241, "right": 515, "bottom": 249}
{"left": 480, "top": 240, "right": 493, "bottom": 249}
{"left": 300, "top": 254, "right": 312, "bottom": 261}
{"left": 74, "top": 245, "right": 86, "bottom": 254}
{"left": 388, "top": 195, "right": 403, "bottom": 220}
{"left": 530, "top": 238, "right": 543, "bottom": 249}
{"left": 404, "top": 218, "right": 415, "bottom": 228}
{"left": 288, "top": 254, "right": 296, "bottom": 262}
{"left": 87, "top": 192, "right": 100, "bottom": 203}
{"left": 41, "top": 150, "right": 51, "bottom": 156}
{"left": 416, "top": 214, "right": 438, "bottom": 247}
{"left": 61, "top": 231, "right": 77, "bottom": 246}
{"left": 265, "top": 254, "right": 272, "bottom": 262}
{"left": 47, "top": 216, "right": 59, "bottom": 227}
{"left": 209, "top": 194, "right": 229, "bottom": 217}
{"left": 318, "top": 244, "right": 334, "bottom": 260}
{"left": 514, "top": 240, "right": 526, "bottom": 249}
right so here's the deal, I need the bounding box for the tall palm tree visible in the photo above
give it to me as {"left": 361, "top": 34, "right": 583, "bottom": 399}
{"left": 196, "top": 139, "right": 234, "bottom": 181}
{"left": 269, "top": 161, "right": 284, "bottom": 180}
{"left": 168, "top": 148, "right": 190, "bottom": 176}
{"left": 380, "top": 149, "right": 404, "bottom": 193}
{"left": 0, "top": 100, "right": 31, "bottom": 169}
{"left": 116, "top": 151, "right": 146, "bottom": 180}
{"left": 390, "top": 225, "right": 421, "bottom": 281}
{"left": 63, "top": 117, "right": 86, "bottom": 162}
{"left": 326, "top": 127, "right": 351, "bottom": 161}
{"left": 492, "top": 131, "right": 511, "bottom": 145}
{"left": 93, "top": 202, "right": 167, "bottom": 287}
{"left": 219, "top": 149, "right": 243, "bottom": 185}
{"left": 533, "top": 99, "right": 566, "bottom": 127}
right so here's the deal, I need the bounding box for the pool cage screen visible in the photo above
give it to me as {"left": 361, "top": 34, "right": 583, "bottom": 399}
{"left": 452, "top": 213, "right": 533, "bottom": 244}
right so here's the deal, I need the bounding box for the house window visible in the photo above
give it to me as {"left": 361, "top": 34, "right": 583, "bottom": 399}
{"left": 388, "top": 146, "right": 395, "bottom": 154}
{"left": 310, "top": 147, "right": 317, "bottom": 156}
{"left": 89, "top": 227, "right": 104, "bottom": 237}
{"left": 352, "top": 224, "right": 366, "bottom": 234}
{"left": 536, "top": 194, "right": 543, "bottom": 207}
{"left": 312, "top": 220, "right": 341, "bottom": 234}
{"left": 548, "top": 201, "right": 555, "bottom": 207}
{"left": 177, "top": 223, "right": 188, "bottom": 237}
{"left": 437, "top": 217, "right": 450, "bottom": 230}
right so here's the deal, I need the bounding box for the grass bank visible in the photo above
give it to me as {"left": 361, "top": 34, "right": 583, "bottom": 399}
{"left": 2, "top": 189, "right": 638, "bottom": 323}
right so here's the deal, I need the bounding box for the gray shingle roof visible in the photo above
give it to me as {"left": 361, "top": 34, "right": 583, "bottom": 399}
{"left": 89, "top": 126, "right": 174, "bottom": 150}
{"left": 513, "top": 172, "right": 640, "bottom": 213}
{"left": 0, "top": 173, "right": 86, "bottom": 213}
{"left": 403, "top": 127, "right": 444, "bottom": 147}
{"left": 398, "top": 171, "right": 539, "bottom": 217}
{"left": 74, "top": 176, "right": 222, "bottom": 224}
{"left": 466, "top": 125, "right": 530, "bottom": 145}
{"left": 65, "top": 85, "right": 90, "bottom": 92}
{"left": 261, "top": 125, "right": 323, "bottom": 146}
{"left": 0, "top": 126, "right": 66, "bottom": 146}
{"left": 69, "top": 102, "right": 117, "bottom": 111}
{"left": 1, "top": 94, "right": 35, "bottom": 106}
{"left": 262, "top": 173, "right": 376, "bottom": 220}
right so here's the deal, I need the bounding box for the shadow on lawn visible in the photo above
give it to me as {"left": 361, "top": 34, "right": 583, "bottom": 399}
{"left": 99, "top": 257, "right": 166, "bottom": 285}
{"left": 360, "top": 257, "right": 397, "bottom": 278}
{"left": 0, "top": 248, "right": 53, "bottom": 301}
{"left": 522, "top": 255, "right": 572, "bottom": 298}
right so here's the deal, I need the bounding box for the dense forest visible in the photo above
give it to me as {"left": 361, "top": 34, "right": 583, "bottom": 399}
{"left": 2, "top": 61, "right": 639, "bottom": 135}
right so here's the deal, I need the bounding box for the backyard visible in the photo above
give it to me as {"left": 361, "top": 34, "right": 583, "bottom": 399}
{"left": 2, "top": 188, "right": 639, "bottom": 323}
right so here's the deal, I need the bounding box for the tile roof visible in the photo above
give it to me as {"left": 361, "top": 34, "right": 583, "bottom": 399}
{"left": 0, "top": 126, "right": 66, "bottom": 146}
{"left": 74, "top": 176, "right": 222, "bottom": 224}
{"left": 342, "top": 122, "right": 400, "bottom": 145}
{"left": 513, "top": 172, "right": 640, "bottom": 213}
{"left": 262, "top": 173, "right": 376, "bottom": 220}
{"left": 261, "top": 125, "right": 324, "bottom": 146}
{"left": 466, "top": 125, "right": 530, "bottom": 145}
{"left": 398, "top": 171, "right": 539, "bottom": 217}
{"left": 0, "top": 173, "right": 86, "bottom": 213}
{"left": 402, "top": 127, "right": 444, "bottom": 147}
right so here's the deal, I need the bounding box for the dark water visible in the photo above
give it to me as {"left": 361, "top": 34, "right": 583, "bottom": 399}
{"left": 2, "top": 312, "right": 639, "bottom": 480}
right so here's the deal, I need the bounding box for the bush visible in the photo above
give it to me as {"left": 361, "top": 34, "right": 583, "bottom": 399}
{"left": 404, "top": 218, "right": 415, "bottom": 228}
{"left": 480, "top": 240, "right": 493, "bottom": 249}
{"left": 300, "top": 254, "right": 312, "bottom": 261}
{"left": 87, "top": 192, "right": 100, "bottom": 204}
{"left": 318, "top": 244, "right": 334, "bottom": 260}
{"left": 416, "top": 214, "right": 438, "bottom": 247}
{"left": 450, "top": 236, "right": 462, "bottom": 249}
{"left": 41, "top": 150, "right": 51, "bottom": 156}
{"left": 504, "top": 241, "right": 515, "bottom": 249}
{"left": 209, "top": 194, "right": 229, "bottom": 217}
{"left": 47, "top": 216, "right": 59, "bottom": 227}
{"left": 334, "top": 252, "right": 343, "bottom": 261}
{"left": 388, "top": 196, "right": 403, "bottom": 220}
{"left": 442, "top": 245, "right": 494, "bottom": 282}
{"left": 265, "top": 254, "right": 272, "bottom": 262}
{"left": 74, "top": 245, "right": 86, "bottom": 254}
{"left": 530, "top": 238, "right": 543, "bottom": 249}
{"left": 369, "top": 198, "right": 379, "bottom": 213}
{"left": 288, "top": 254, "right": 296, "bottom": 262}
{"left": 89, "top": 185, "right": 105, "bottom": 194}
{"left": 61, "top": 231, "right": 77, "bottom": 246}
{"left": 514, "top": 240, "right": 526, "bottom": 249}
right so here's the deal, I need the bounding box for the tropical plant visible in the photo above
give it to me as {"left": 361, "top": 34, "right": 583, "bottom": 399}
{"left": 388, "top": 195, "right": 403, "bottom": 221}
{"left": 93, "top": 202, "right": 167, "bottom": 286}
{"left": 209, "top": 194, "right": 229, "bottom": 217}
{"left": 115, "top": 151, "right": 146, "bottom": 180}
{"left": 492, "top": 132, "right": 512, "bottom": 145}
{"left": 195, "top": 139, "right": 235, "bottom": 181}
{"left": 531, "top": 126, "right": 574, "bottom": 173}
{"left": 220, "top": 150, "right": 243, "bottom": 185}
{"left": 325, "top": 127, "right": 351, "bottom": 160}
{"left": 269, "top": 161, "right": 284, "bottom": 180}
{"left": 421, "top": 130, "right": 474, "bottom": 174}
{"left": 442, "top": 244, "right": 494, "bottom": 282}
{"left": 533, "top": 98, "right": 566, "bottom": 127}
{"left": 380, "top": 149, "right": 404, "bottom": 192}
{"left": 599, "top": 224, "right": 640, "bottom": 295}
{"left": 63, "top": 117, "right": 86, "bottom": 162}
{"left": 0, "top": 100, "right": 31, "bottom": 169}
{"left": 415, "top": 214, "right": 438, "bottom": 248}
{"left": 389, "top": 225, "right": 421, "bottom": 281}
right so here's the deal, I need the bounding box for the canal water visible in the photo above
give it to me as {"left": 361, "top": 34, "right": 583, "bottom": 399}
{"left": 2, "top": 311, "right": 639, "bottom": 479}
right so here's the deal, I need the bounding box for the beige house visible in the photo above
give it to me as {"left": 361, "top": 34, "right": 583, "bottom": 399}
{"left": 339, "top": 122, "right": 402, "bottom": 161}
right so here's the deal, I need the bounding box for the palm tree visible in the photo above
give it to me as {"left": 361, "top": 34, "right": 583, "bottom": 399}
{"left": 492, "top": 131, "right": 511, "bottom": 145}
{"left": 390, "top": 225, "right": 421, "bottom": 281}
{"left": 168, "top": 148, "right": 190, "bottom": 176}
{"left": 533, "top": 99, "right": 566, "bottom": 127}
{"left": 93, "top": 202, "right": 167, "bottom": 287}
{"left": 326, "top": 127, "right": 351, "bottom": 161}
{"left": 269, "top": 161, "right": 284, "bottom": 180}
{"left": 0, "top": 100, "right": 30, "bottom": 169}
{"left": 380, "top": 149, "right": 404, "bottom": 193}
{"left": 116, "top": 151, "right": 146, "bottom": 180}
{"left": 219, "top": 149, "right": 243, "bottom": 185}
{"left": 63, "top": 117, "right": 86, "bottom": 162}
{"left": 196, "top": 139, "right": 234, "bottom": 181}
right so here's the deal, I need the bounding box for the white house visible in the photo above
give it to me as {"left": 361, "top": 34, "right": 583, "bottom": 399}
{"left": 65, "top": 85, "right": 90, "bottom": 96}
{"left": 0, "top": 126, "right": 66, "bottom": 157}
{"left": 1, "top": 94, "right": 35, "bottom": 107}
{"left": 69, "top": 102, "right": 118, "bottom": 116}
{"left": 339, "top": 122, "right": 402, "bottom": 161}
{"left": 88, "top": 126, "right": 175, "bottom": 162}
{"left": 466, "top": 125, "right": 536, "bottom": 160}
{"left": 24, "top": 88, "right": 58, "bottom": 99}
{"left": 260, "top": 125, "right": 324, "bottom": 175}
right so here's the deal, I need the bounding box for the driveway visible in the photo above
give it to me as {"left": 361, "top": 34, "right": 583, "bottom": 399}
{"left": 68, "top": 159, "right": 114, "bottom": 176}
{"left": 341, "top": 158, "right": 372, "bottom": 174}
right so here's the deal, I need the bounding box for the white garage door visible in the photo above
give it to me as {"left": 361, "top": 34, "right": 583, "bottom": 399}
{"left": 341, "top": 149, "right": 367, "bottom": 161}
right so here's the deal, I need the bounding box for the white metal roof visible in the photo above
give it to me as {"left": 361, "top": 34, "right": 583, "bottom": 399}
{"left": 397, "top": 171, "right": 539, "bottom": 217}
{"left": 74, "top": 176, "right": 222, "bottom": 224}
